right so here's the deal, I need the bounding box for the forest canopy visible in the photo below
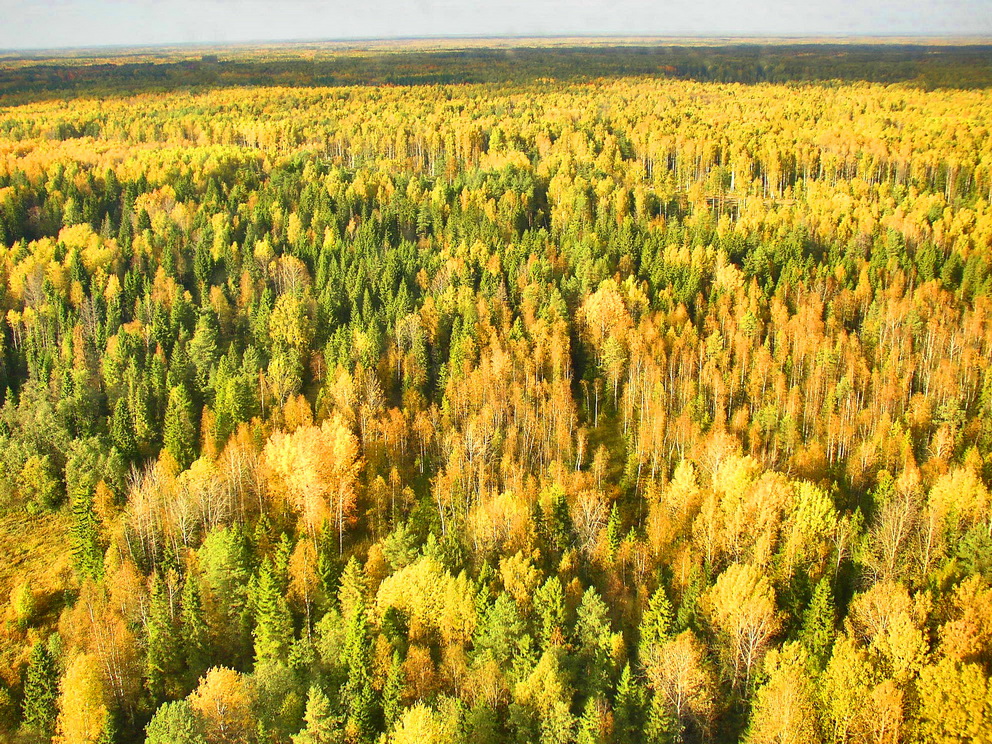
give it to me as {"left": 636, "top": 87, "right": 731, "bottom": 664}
{"left": 0, "top": 42, "right": 990, "bottom": 744}
{"left": 1, "top": 42, "right": 991, "bottom": 103}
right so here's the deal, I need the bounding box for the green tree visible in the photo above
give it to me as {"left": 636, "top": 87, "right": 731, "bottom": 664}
{"left": 181, "top": 572, "right": 210, "bottom": 688}
{"left": 110, "top": 396, "right": 137, "bottom": 459}
{"left": 189, "top": 311, "right": 220, "bottom": 392}
{"left": 799, "top": 578, "right": 835, "bottom": 669}
{"left": 535, "top": 576, "right": 566, "bottom": 648}
{"left": 294, "top": 686, "right": 338, "bottom": 744}
{"left": 613, "top": 663, "right": 644, "bottom": 744}
{"left": 341, "top": 598, "right": 376, "bottom": 744}
{"left": 473, "top": 592, "right": 529, "bottom": 666}
{"left": 253, "top": 559, "right": 295, "bottom": 665}
{"left": 383, "top": 650, "right": 405, "bottom": 733}
{"left": 576, "top": 697, "right": 607, "bottom": 744}
{"left": 22, "top": 642, "right": 58, "bottom": 736}
{"left": 576, "top": 587, "right": 614, "bottom": 699}
{"left": 145, "top": 700, "right": 206, "bottom": 744}
{"left": 70, "top": 491, "right": 104, "bottom": 581}
{"left": 163, "top": 385, "right": 197, "bottom": 470}
{"left": 640, "top": 587, "right": 674, "bottom": 650}
{"left": 146, "top": 573, "right": 180, "bottom": 703}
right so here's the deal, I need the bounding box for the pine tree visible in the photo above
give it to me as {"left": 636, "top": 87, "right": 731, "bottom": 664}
{"left": 22, "top": 642, "right": 58, "bottom": 735}
{"left": 189, "top": 311, "right": 220, "bottom": 392}
{"left": 340, "top": 598, "right": 376, "bottom": 744}
{"left": 253, "top": 559, "right": 294, "bottom": 665}
{"left": 576, "top": 697, "right": 605, "bottom": 744}
{"left": 613, "top": 663, "right": 644, "bottom": 744}
{"left": 382, "top": 650, "right": 404, "bottom": 732}
{"left": 641, "top": 586, "right": 674, "bottom": 650}
{"left": 146, "top": 573, "right": 179, "bottom": 703}
{"left": 70, "top": 491, "right": 104, "bottom": 581}
{"left": 293, "top": 686, "right": 338, "bottom": 744}
{"left": 110, "top": 396, "right": 137, "bottom": 459}
{"left": 799, "top": 578, "right": 836, "bottom": 669}
{"left": 164, "top": 385, "right": 197, "bottom": 470}
{"left": 180, "top": 572, "right": 209, "bottom": 688}
{"left": 535, "top": 576, "right": 566, "bottom": 648}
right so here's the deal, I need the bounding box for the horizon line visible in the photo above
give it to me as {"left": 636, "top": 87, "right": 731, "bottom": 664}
{"left": 4, "top": 32, "right": 992, "bottom": 56}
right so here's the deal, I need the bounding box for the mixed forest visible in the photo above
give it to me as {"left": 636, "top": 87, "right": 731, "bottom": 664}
{"left": 0, "top": 41, "right": 990, "bottom": 744}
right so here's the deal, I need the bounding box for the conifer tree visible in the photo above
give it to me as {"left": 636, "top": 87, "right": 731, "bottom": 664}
{"left": 341, "top": 598, "right": 376, "bottom": 744}
{"left": 110, "top": 396, "right": 136, "bottom": 459}
{"left": 70, "top": 491, "right": 104, "bottom": 580}
{"left": 799, "top": 578, "right": 835, "bottom": 669}
{"left": 189, "top": 311, "right": 220, "bottom": 392}
{"left": 146, "top": 573, "right": 179, "bottom": 703}
{"left": 253, "top": 559, "right": 294, "bottom": 665}
{"left": 382, "top": 649, "right": 404, "bottom": 732}
{"left": 293, "top": 686, "right": 337, "bottom": 744}
{"left": 180, "top": 572, "right": 209, "bottom": 688}
{"left": 641, "top": 586, "right": 674, "bottom": 650}
{"left": 22, "top": 642, "right": 58, "bottom": 736}
{"left": 576, "top": 587, "right": 613, "bottom": 699}
{"left": 576, "top": 698, "right": 606, "bottom": 744}
{"left": 535, "top": 576, "right": 566, "bottom": 648}
{"left": 606, "top": 503, "right": 622, "bottom": 557}
{"left": 613, "top": 663, "right": 644, "bottom": 744}
{"left": 164, "top": 385, "right": 197, "bottom": 470}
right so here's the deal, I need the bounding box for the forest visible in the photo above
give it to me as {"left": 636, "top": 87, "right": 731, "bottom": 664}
{"left": 0, "top": 41, "right": 990, "bottom": 744}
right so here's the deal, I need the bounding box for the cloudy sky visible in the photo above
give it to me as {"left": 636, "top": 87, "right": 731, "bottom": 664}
{"left": 2, "top": 0, "right": 991, "bottom": 50}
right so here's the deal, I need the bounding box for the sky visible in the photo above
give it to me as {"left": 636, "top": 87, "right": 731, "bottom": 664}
{"left": 1, "top": 0, "right": 991, "bottom": 50}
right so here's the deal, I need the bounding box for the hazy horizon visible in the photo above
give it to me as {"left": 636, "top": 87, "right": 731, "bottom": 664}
{"left": 2, "top": 0, "right": 991, "bottom": 52}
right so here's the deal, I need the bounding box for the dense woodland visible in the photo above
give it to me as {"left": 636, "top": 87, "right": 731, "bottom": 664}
{"left": 0, "top": 43, "right": 991, "bottom": 744}
{"left": 2, "top": 43, "right": 992, "bottom": 102}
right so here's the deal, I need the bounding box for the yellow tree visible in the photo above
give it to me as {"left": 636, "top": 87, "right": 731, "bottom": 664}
{"left": 643, "top": 630, "right": 717, "bottom": 743}
{"left": 189, "top": 667, "right": 255, "bottom": 744}
{"left": 54, "top": 654, "right": 111, "bottom": 744}
{"left": 264, "top": 415, "right": 362, "bottom": 552}
{"left": 915, "top": 658, "right": 992, "bottom": 744}
{"left": 746, "top": 644, "right": 821, "bottom": 744}
{"left": 704, "top": 563, "right": 781, "bottom": 687}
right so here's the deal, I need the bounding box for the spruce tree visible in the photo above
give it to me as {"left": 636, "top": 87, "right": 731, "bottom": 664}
{"left": 189, "top": 311, "right": 219, "bottom": 392}
{"left": 576, "top": 588, "right": 612, "bottom": 699}
{"left": 22, "top": 642, "right": 57, "bottom": 735}
{"left": 146, "top": 573, "right": 179, "bottom": 703}
{"left": 70, "top": 491, "right": 104, "bottom": 581}
{"left": 116, "top": 209, "right": 133, "bottom": 252}
{"left": 613, "top": 663, "right": 644, "bottom": 744}
{"left": 799, "top": 578, "right": 836, "bottom": 668}
{"left": 645, "top": 693, "right": 677, "bottom": 744}
{"left": 576, "top": 698, "right": 605, "bottom": 744}
{"left": 253, "top": 559, "right": 294, "bottom": 665}
{"left": 180, "top": 572, "right": 209, "bottom": 688}
{"left": 163, "top": 385, "right": 197, "bottom": 470}
{"left": 535, "top": 576, "right": 566, "bottom": 648}
{"left": 382, "top": 650, "right": 404, "bottom": 732}
{"left": 640, "top": 586, "right": 674, "bottom": 650}
{"left": 606, "top": 503, "right": 622, "bottom": 557}
{"left": 340, "top": 599, "right": 376, "bottom": 744}
{"left": 110, "top": 396, "right": 136, "bottom": 459}
{"left": 294, "top": 686, "right": 338, "bottom": 744}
